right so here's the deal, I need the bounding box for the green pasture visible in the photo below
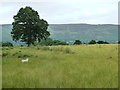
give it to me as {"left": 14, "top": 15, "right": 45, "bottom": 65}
{"left": 2, "top": 44, "right": 118, "bottom": 88}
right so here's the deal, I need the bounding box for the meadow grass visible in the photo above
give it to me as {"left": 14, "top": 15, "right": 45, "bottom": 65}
{"left": 2, "top": 44, "right": 118, "bottom": 88}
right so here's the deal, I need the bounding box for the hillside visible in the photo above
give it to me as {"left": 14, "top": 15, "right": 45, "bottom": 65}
{"left": 1, "top": 24, "right": 118, "bottom": 44}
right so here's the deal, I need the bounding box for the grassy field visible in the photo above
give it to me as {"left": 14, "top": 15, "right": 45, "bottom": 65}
{"left": 2, "top": 44, "right": 118, "bottom": 88}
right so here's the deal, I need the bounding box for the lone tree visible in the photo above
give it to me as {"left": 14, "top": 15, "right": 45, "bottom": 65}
{"left": 11, "top": 6, "right": 50, "bottom": 46}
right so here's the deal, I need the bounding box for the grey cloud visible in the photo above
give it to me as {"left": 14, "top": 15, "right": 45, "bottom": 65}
{"left": 0, "top": 0, "right": 119, "bottom": 24}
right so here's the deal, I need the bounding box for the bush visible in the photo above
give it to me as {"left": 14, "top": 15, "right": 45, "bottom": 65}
{"left": 89, "top": 40, "right": 96, "bottom": 44}
{"left": 2, "top": 52, "right": 8, "bottom": 57}
{"left": 39, "top": 38, "right": 68, "bottom": 46}
{"left": 97, "top": 41, "right": 109, "bottom": 44}
{"left": 118, "top": 41, "right": 120, "bottom": 44}
{"left": 38, "top": 38, "right": 53, "bottom": 46}
{"left": 73, "top": 40, "right": 82, "bottom": 45}
{"left": 53, "top": 40, "right": 68, "bottom": 45}
{"left": 2, "top": 42, "right": 13, "bottom": 47}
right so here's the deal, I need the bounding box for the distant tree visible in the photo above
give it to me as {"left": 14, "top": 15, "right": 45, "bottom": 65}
{"left": 118, "top": 41, "right": 120, "bottom": 44}
{"left": 2, "top": 42, "right": 13, "bottom": 47}
{"left": 11, "top": 6, "right": 50, "bottom": 46}
{"left": 97, "top": 40, "right": 109, "bottom": 44}
{"left": 104, "top": 41, "right": 109, "bottom": 44}
{"left": 38, "top": 38, "right": 68, "bottom": 46}
{"left": 73, "top": 40, "right": 82, "bottom": 45}
{"left": 53, "top": 40, "right": 68, "bottom": 45}
{"left": 89, "top": 40, "right": 96, "bottom": 44}
{"left": 39, "top": 38, "right": 53, "bottom": 46}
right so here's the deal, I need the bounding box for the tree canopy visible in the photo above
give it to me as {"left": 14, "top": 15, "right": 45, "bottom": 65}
{"left": 89, "top": 40, "right": 96, "bottom": 44}
{"left": 38, "top": 38, "right": 68, "bottom": 46}
{"left": 11, "top": 6, "right": 50, "bottom": 46}
{"left": 73, "top": 40, "right": 82, "bottom": 45}
{"left": 97, "top": 40, "right": 109, "bottom": 44}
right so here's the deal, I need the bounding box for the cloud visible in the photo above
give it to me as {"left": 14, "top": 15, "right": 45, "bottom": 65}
{"left": 0, "top": 0, "right": 119, "bottom": 24}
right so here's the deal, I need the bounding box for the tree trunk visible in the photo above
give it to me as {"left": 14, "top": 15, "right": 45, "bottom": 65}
{"left": 27, "top": 41, "right": 30, "bottom": 47}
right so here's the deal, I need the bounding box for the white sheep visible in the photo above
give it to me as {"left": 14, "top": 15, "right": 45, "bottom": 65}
{"left": 21, "top": 58, "right": 29, "bottom": 63}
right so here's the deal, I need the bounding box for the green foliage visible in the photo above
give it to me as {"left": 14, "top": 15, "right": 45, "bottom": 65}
{"left": 2, "top": 52, "right": 8, "bottom": 57}
{"left": 2, "top": 42, "right": 13, "bottom": 47}
{"left": 38, "top": 38, "right": 68, "bottom": 46}
{"left": 52, "top": 40, "right": 68, "bottom": 45}
{"left": 73, "top": 40, "right": 82, "bottom": 45}
{"left": 89, "top": 40, "right": 96, "bottom": 44}
{"left": 97, "top": 41, "right": 109, "bottom": 44}
{"left": 11, "top": 6, "right": 50, "bottom": 46}
{"left": 118, "top": 41, "right": 120, "bottom": 44}
{"left": 39, "top": 38, "right": 53, "bottom": 46}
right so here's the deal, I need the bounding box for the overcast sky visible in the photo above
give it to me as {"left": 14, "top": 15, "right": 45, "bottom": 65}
{"left": 0, "top": 0, "right": 119, "bottom": 24}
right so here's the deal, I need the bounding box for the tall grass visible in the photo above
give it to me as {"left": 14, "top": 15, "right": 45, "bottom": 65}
{"left": 2, "top": 44, "right": 118, "bottom": 88}
{"left": 36, "top": 46, "right": 74, "bottom": 54}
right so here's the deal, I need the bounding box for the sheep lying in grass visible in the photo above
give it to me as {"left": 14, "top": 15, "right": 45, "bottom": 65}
{"left": 21, "top": 58, "right": 29, "bottom": 63}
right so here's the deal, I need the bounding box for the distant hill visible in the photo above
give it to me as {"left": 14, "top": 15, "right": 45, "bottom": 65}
{"left": 1, "top": 24, "right": 118, "bottom": 45}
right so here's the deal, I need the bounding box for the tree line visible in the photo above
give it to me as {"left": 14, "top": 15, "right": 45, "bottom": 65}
{"left": 1, "top": 39, "right": 111, "bottom": 47}
{"left": 73, "top": 40, "right": 109, "bottom": 45}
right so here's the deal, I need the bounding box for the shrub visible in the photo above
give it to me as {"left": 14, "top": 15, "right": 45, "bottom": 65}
{"left": 89, "top": 40, "right": 96, "bottom": 44}
{"left": 22, "top": 54, "right": 31, "bottom": 58}
{"left": 2, "top": 52, "right": 8, "bottom": 57}
{"left": 118, "top": 41, "right": 120, "bottom": 44}
{"left": 73, "top": 40, "right": 82, "bottom": 45}
{"left": 39, "top": 38, "right": 53, "bottom": 46}
{"left": 39, "top": 38, "right": 68, "bottom": 46}
{"left": 21, "top": 45, "right": 24, "bottom": 47}
{"left": 2, "top": 42, "right": 13, "bottom": 47}
{"left": 18, "top": 55, "right": 21, "bottom": 58}
{"left": 97, "top": 41, "right": 109, "bottom": 44}
{"left": 17, "top": 54, "right": 31, "bottom": 58}
{"left": 52, "top": 40, "right": 68, "bottom": 45}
